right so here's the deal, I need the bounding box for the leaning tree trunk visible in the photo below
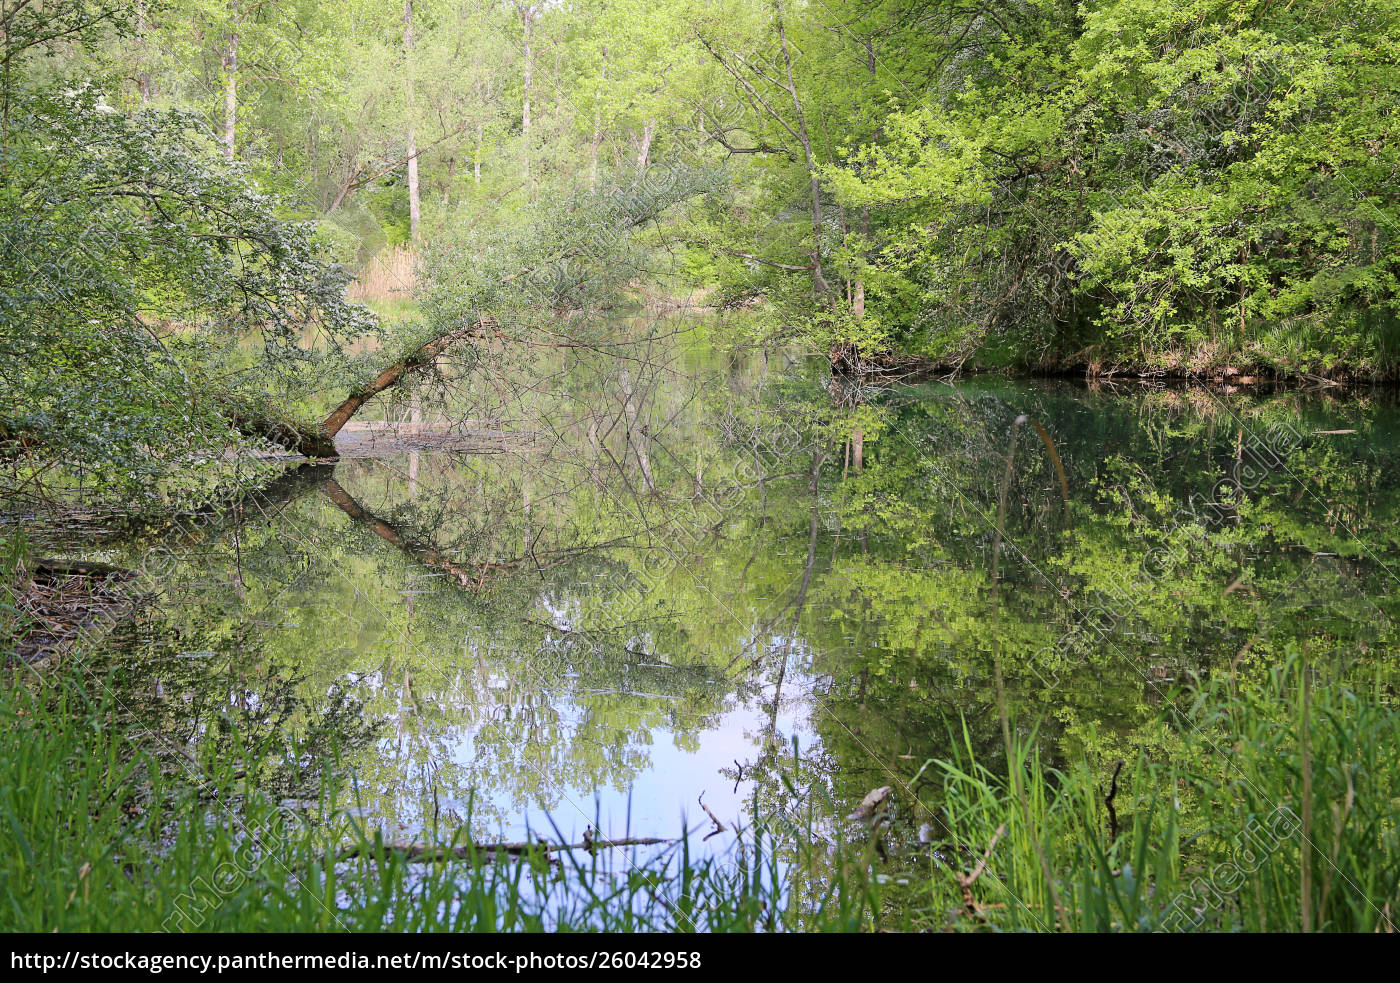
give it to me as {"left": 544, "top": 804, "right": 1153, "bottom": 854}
{"left": 319, "top": 322, "right": 493, "bottom": 442}
{"left": 224, "top": 323, "right": 495, "bottom": 459}
{"left": 229, "top": 314, "right": 475, "bottom": 458}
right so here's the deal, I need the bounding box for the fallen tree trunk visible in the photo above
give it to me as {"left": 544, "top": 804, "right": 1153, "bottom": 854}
{"left": 227, "top": 408, "right": 339, "bottom": 459}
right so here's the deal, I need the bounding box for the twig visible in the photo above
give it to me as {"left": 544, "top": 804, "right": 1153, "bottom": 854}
{"left": 1104, "top": 759, "right": 1125, "bottom": 847}
{"left": 697, "top": 795, "right": 728, "bottom": 845}
{"left": 954, "top": 824, "right": 1007, "bottom": 919}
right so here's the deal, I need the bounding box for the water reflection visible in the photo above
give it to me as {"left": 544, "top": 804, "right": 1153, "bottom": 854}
{"left": 55, "top": 347, "right": 1400, "bottom": 904}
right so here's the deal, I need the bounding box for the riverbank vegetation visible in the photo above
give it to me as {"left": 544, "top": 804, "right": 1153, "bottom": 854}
{"left": 3, "top": 594, "right": 1395, "bottom": 932}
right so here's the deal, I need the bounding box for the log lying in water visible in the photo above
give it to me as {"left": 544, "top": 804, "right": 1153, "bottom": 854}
{"left": 33, "top": 558, "right": 136, "bottom": 579}
{"left": 331, "top": 836, "right": 673, "bottom": 864}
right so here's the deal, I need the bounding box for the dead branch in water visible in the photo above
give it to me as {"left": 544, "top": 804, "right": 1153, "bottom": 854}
{"left": 698, "top": 792, "right": 726, "bottom": 841}
{"left": 953, "top": 823, "right": 1007, "bottom": 921}
{"left": 330, "top": 835, "right": 673, "bottom": 864}
{"left": 33, "top": 558, "right": 135, "bottom": 579}
{"left": 7, "top": 559, "right": 143, "bottom": 663}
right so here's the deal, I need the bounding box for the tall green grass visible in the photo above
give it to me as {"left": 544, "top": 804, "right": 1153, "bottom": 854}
{"left": 0, "top": 659, "right": 879, "bottom": 932}
{"left": 2, "top": 654, "right": 1394, "bottom": 931}
{"left": 903, "top": 658, "right": 1400, "bottom": 932}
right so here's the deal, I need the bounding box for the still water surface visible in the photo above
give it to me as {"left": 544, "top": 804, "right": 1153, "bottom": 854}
{"left": 51, "top": 344, "right": 1400, "bottom": 903}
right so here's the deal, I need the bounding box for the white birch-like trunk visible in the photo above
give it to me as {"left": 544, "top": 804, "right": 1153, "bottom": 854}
{"left": 403, "top": 1, "right": 421, "bottom": 242}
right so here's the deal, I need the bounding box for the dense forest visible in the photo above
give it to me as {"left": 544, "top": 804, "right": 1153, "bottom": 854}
{"left": 5, "top": 0, "right": 1399, "bottom": 506}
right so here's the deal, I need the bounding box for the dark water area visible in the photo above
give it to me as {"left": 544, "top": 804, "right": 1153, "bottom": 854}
{"left": 26, "top": 346, "right": 1400, "bottom": 911}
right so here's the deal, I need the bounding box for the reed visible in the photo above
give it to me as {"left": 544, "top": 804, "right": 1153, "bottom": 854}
{"left": 3, "top": 649, "right": 1394, "bottom": 932}
{"left": 346, "top": 247, "right": 417, "bottom": 304}
{"left": 903, "top": 660, "right": 1400, "bottom": 932}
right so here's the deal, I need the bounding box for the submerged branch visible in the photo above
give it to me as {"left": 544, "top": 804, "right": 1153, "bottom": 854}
{"left": 331, "top": 836, "right": 673, "bottom": 863}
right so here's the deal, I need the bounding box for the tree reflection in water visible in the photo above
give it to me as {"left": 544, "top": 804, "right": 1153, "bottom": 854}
{"left": 82, "top": 344, "right": 1400, "bottom": 904}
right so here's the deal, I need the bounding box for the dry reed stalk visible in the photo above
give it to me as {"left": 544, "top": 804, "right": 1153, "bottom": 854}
{"left": 347, "top": 246, "right": 418, "bottom": 302}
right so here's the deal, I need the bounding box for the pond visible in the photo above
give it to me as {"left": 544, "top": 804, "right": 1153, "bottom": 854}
{"left": 40, "top": 336, "right": 1400, "bottom": 918}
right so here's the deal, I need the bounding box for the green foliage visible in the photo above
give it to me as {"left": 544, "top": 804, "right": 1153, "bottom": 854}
{"left": 417, "top": 163, "right": 723, "bottom": 352}
{"left": 4, "top": 0, "right": 1399, "bottom": 937}
{"left": 0, "top": 83, "right": 376, "bottom": 506}
{"left": 823, "top": 0, "right": 1400, "bottom": 373}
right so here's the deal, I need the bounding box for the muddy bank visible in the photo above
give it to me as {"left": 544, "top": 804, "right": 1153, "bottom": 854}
{"left": 4, "top": 558, "right": 141, "bottom": 664}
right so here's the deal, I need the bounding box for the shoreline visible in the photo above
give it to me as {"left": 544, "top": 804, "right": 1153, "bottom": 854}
{"left": 862, "top": 355, "right": 1400, "bottom": 390}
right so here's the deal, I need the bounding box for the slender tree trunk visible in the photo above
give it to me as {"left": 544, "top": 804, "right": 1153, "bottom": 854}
{"left": 136, "top": 1, "right": 152, "bottom": 104}
{"left": 222, "top": 2, "right": 239, "bottom": 161}
{"left": 636, "top": 118, "right": 655, "bottom": 172}
{"left": 774, "top": 0, "right": 829, "bottom": 299}
{"left": 589, "top": 112, "right": 603, "bottom": 189}
{"left": 589, "top": 46, "right": 607, "bottom": 190}
{"left": 474, "top": 121, "right": 483, "bottom": 183}
{"left": 403, "top": 1, "right": 421, "bottom": 242}
{"left": 518, "top": 5, "right": 534, "bottom": 186}
{"left": 852, "top": 41, "right": 877, "bottom": 322}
